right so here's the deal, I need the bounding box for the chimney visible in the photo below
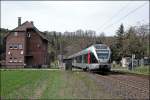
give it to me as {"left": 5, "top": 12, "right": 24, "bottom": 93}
{"left": 31, "top": 21, "right": 33, "bottom": 25}
{"left": 18, "top": 17, "right": 21, "bottom": 26}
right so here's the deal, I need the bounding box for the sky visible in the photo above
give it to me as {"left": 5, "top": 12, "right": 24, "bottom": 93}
{"left": 1, "top": 1, "right": 149, "bottom": 36}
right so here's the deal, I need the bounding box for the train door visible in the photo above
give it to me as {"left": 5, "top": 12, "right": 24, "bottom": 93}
{"left": 88, "top": 50, "right": 91, "bottom": 64}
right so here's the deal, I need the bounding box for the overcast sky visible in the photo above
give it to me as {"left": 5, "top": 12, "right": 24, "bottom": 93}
{"left": 1, "top": 1, "right": 149, "bottom": 36}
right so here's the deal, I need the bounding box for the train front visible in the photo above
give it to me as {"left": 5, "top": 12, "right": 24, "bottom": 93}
{"left": 94, "top": 44, "right": 111, "bottom": 71}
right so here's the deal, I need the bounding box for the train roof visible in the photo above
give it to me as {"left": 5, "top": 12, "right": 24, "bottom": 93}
{"left": 68, "top": 44, "right": 108, "bottom": 59}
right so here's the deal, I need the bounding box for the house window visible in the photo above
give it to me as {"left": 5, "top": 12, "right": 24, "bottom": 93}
{"left": 37, "top": 44, "right": 40, "bottom": 48}
{"left": 19, "top": 57, "right": 23, "bottom": 62}
{"left": 14, "top": 44, "right": 18, "bottom": 49}
{"left": 18, "top": 57, "right": 23, "bottom": 62}
{"left": 9, "top": 57, "right": 13, "bottom": 62}
{"left": 27, "top": 32, "right": 31, "bottom": 38}
{"left": 14, "top": 32, "right": 18, "bottom": 36}
{"left": 9, "top": 44, "right": 13, "bottom": 49}
{"left": 14, "top": 57, "right": 17, "bottom": 62}
{"left": 19, "top": 60, "right": 22, "bottom": 62}
{"left": 8, "top": 51, "right": 10, "bottom": 55}
{"left": 9, "top": 60, "right": 13, "bottom": 63}
{"left": 18, "top": 44, "right": 23, "bottom": 49}
{"left": 20, "top": 50, "right": 23, "bottom": 54}
{"left": 19, "top": 59, "right": 22, "bottom": 62}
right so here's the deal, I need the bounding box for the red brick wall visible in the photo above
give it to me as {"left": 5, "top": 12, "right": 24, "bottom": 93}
{"left": 26, "top": 31, "right": 48, "bottom": 65}
{"left": 5, "top": 30, "right": 48, "bottom": 68}
{"left": 5, "top": 31, "right": 26, "bottom": 68}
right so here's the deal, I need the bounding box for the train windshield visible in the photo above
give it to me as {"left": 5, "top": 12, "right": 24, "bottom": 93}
{"left": 97, "top": 53, "right": 109, "bottom": 59}
{"left": 95, "top": 45, "right": 107, "bottom": 49}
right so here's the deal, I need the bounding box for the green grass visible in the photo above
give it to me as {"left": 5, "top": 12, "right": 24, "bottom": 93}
{"left": 0, "top": 70, "right": 57, "bottom": 99}
{"left": 42, "top": 71, "right": 115, "bottom": 99}
{"left": 131, "top": 66, "right": 149, "bottom": 75}
{"left": 113, "top": 65, "right": 150, "bottom": 75}
{"left": 0, "top": 69, "right": 116, "bottom": 99}
{"left": 41, "top": 71, "right": 66, "bottom": 99}
{"left": 111, "top": 64, "right": 128, "bottom": 70}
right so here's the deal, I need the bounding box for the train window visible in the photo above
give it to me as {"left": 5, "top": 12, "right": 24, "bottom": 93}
{"left": 79, "top": 56, "right": 82, "bottom": 63}
{"left": 83, "top": 54, "right": 88, "bottom": 63}
{"left": 95, "top": 45, "right": 107, "bottom": 49}
{"left": 77, "top": 56, "right": 82, "bottom": 63}
{"left": 97, "top": 53, "right": 109, "bottom": 59}
{"left": 90, "top": 53, "right": 98, "bottom": 63}
{"left": 96, "top": 50, "right": 109, "bottom": 53}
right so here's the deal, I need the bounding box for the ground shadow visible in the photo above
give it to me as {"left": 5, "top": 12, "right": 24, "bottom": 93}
{"left": 71, "top": 67, "right": 128, "bottom": 75}
{"left": 91, "top": 70, "right": 129, "bottom": 76}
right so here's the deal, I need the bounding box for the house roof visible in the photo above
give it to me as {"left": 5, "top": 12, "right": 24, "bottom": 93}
{"left": 13, "top": 21, "right": 34, "bottom": 31}
{"left": 4, "top": 21, "right": 48, "bottom": 41}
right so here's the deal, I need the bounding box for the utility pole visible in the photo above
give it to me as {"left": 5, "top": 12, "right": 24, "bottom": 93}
{"left": 54, "top": 31, "right": 57, "bottom": 61}
{"left": 59, "top": 32, "right": 63, "bottom": 64}
{"left": 132, "top": 54, "right": 135, "bottom": 70}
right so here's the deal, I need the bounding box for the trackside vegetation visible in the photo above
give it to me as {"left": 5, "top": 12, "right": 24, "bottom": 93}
{"left": 128, "top": 66, "right": 149, "bottom": 75}
{"left": 113, "top": 66, "right": 150, "bottom": 75}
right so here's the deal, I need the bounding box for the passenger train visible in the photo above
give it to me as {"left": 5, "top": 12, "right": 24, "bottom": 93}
{"left": 68, "top": 44, "right": 111, "bottom": 71}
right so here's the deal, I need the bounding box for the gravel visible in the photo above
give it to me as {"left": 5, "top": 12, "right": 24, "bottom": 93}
{"left": 87, "top": 72, "right": 149, "bottom": 99}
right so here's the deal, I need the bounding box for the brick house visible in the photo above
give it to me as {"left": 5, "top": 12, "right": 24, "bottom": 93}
{"left": 5, "top": 17, "right": 49, "bottom": 68}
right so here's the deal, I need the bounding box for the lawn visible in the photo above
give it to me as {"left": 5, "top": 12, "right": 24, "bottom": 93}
{"left": 0, "top": 69, "right": 114, "bottom": 99}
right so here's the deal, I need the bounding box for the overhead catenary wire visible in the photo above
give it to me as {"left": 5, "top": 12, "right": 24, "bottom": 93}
{"left": 99, "top": 2, "right": 130, "bottom": 32}
{"left": 100, "top": 2, "right": 148, "bottom": 33}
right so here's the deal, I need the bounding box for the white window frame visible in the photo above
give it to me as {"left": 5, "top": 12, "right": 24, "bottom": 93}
{"left": 9, "top": 60, "right": 13, "bottom": 63}
{"left": 18, "top": 44, "right": 23, "bottom": 49}
{"left": 8, "top": 51, "right": 10, "bottom": 55}
{"left": 19, "top": 60, "right": 22, "bottom": 62}
{"left": 20, "top": 50, "right": 23, "bottom": 54}
{"left": 14, "top": 32, "right": 18, "bottom": 36}
{"left": 9, "top": 57, "right": 13, "bottom": 63}
{"left": 27, "top": 32, "right": 31, "bottom": 38}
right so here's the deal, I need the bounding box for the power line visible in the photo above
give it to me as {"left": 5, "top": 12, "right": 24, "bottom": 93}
{"left": 99, "top": 2, "right": 130, "bottom": 32}
{"left": 100, "top": 2, "right": 147, "bottom": 32}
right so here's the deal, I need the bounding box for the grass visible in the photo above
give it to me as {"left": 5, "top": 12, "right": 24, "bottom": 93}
{"left": 112, "top": 65, "right": 149, "bottom": 75}
{"left": 111, "top": 64, "right": 128, "bottom": 70}
{"left": 41, "top": 71, "right": 66, "bottom": 99}
{"left": 0, "top": 69, "right": 115, "bottom": 99}
{"left": 129, "top": 66, "right": 149, "bottom": 75}
{"left": 0, "top": 70, "right": 50, "bottom": 99}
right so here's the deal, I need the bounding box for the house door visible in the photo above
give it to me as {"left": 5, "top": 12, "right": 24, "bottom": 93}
{"left": 26, "top": 56, "right": 33, "bottom": 67}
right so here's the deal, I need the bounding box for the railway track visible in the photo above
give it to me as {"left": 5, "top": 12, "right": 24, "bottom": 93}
{"left": 108, "top": 75, "right": 149, "bottom": 92}
{"left": 88, "top": 72, "right": 149, "bottom": 99}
